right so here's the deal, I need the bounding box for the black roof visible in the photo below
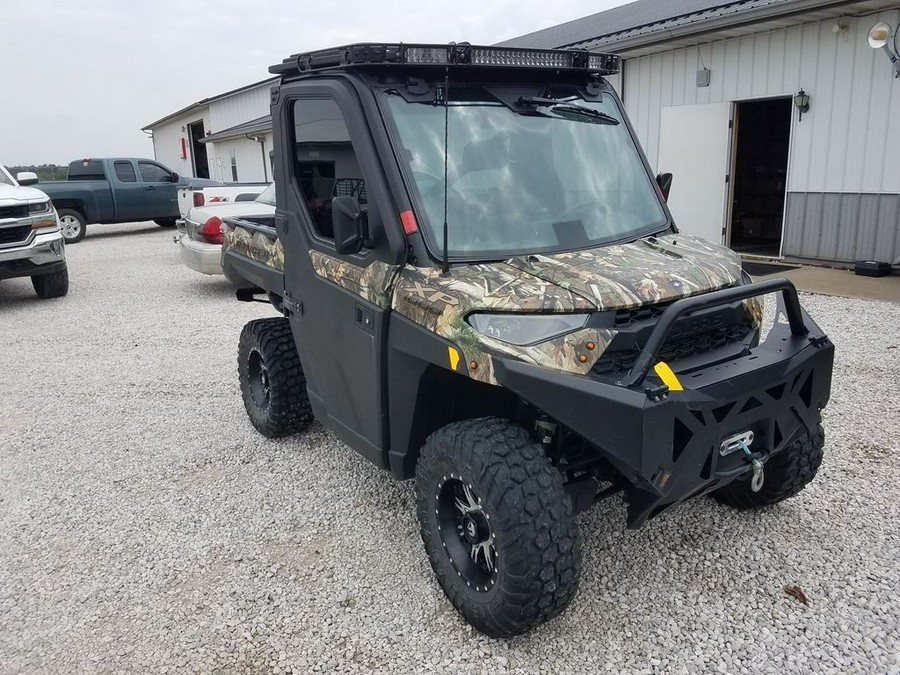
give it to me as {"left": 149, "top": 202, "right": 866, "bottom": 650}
{"left": 498, "top": 0, "right": 784, "bottom": 49}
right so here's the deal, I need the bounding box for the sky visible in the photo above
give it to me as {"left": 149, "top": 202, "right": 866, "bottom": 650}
{"left": 0, "top": 0, "right": 632, "bottom": 166}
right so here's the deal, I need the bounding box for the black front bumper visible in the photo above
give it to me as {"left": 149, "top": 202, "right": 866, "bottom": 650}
{"left": 492, "top": 279, "right": 834, "bottom": 528}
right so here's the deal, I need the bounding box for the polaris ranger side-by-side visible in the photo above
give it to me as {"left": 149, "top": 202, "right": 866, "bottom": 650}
{"left": 221, "top": 43, "right": 834, "bottom": 637}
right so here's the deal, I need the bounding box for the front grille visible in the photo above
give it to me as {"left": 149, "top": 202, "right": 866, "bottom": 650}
{"left": 614, "top": 303, "right": 669, "bottom": 328}
{"left": 0, "top": 204, "right": 29, "bottom": 220}
{"left": 592, "top": 324, "right": 751, "bottom": 376}
{"left": 0, "top": 224, "right": 33, "bottom": 247}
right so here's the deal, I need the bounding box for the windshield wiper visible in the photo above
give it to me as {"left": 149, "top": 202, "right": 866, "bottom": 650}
{"left": 515, "top": 96, "right": 619, "bottom": 126}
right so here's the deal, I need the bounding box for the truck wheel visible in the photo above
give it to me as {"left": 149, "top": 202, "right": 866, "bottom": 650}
{"left": 713, "top": 420, "right": 824, "bottom": 509}
{"left": 154, "top": 218, "right": 177, "bottom": 228}
{"left": 415, "top": 417, "right": 581, "bottom": 638}
{"left": 31, "top": 265, "right": 70, "bottom": 299}
{"left": 57, "top": 209, "right": 86, "bottom": 244}
{"left": 238, "top": 318, "right": 313, "bottom": 438}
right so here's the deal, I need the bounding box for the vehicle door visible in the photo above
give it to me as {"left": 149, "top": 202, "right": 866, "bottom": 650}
{"left": 109, "top": 160, "right": 147, "bottom": 221}
{"left": 272, "top": 80, "right": 406, "bottom": 467}
{"left": 137, "top": 160, "right": 179, "bottom": 218}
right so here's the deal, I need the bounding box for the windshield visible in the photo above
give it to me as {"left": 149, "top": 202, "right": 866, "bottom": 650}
{"left": 255, "top": 183, "right": 276, "bottom": 206}
{"left": 383, "top": 86, "right": 668, "bottom": 259}
{"left": 0, "top": 166, "right": 15, "bottom": 187}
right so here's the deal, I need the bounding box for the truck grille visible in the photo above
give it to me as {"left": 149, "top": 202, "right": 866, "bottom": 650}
{"left": 592, "top": 324, "right": 751, "bottom": 376}
{"left": 0, "top": 205, "right": 29, "bottom": 220}
{"left": 0, "top": 224, "right": 33, "bottom": 247}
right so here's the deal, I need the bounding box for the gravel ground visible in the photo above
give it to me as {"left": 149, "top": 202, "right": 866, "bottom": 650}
{"left": 1, "top": 222, "right": 898, "bottom": 674}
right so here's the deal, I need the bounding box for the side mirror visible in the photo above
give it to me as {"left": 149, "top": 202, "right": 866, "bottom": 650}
{"left": 16, "top": 171, "right": 39, "bottom": 186}
{"left": 169, "top": 172, "right": 179, "bottom": 183}
{"left": 331, "top": 196, "right": 368, "bottom": 255}
{"left": 656, "top": 173, "right": 673, "bottom": 202}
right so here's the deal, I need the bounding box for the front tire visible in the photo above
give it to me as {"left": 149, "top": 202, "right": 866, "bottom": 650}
{"left": 238, "top": 318, "right": 313, "bottom": 438}
{"left": 713, "top": 419, "right": 824, "bottom": 509}
{"left": 415, "top": 418, "right": 581, "bottom": 638}
{"left": 57, "top": 209, "right": 86, "bottom": 244}
{"left": 31, "top": 265, "right": 70, "bottom": 299}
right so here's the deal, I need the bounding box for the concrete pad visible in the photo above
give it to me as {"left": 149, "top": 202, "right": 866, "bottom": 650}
{"left": 750, "top": 265, "right": 900, "bottom": 304}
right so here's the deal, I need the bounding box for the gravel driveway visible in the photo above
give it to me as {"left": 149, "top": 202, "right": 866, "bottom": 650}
{"left": 1, "top": 223, "right": 898, "bottom": 674}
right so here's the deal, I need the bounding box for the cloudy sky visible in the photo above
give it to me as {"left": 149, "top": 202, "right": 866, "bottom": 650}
{"left": 1, "top": 0, "right": 631, "bottom": 166}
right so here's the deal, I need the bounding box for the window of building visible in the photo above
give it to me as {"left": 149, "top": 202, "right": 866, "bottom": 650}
{"left": 114, "top": 161, "right": 136, "bottom": 183}
{"left": 230, "top": 149, "right": 238, "bottom": 182}
{"left": 292, "top": 99, "right": 371, "bottom": 240}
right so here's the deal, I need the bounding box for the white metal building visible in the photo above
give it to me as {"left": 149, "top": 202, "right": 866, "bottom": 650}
{"left": 505, "top": 0, "right": 900, "bottom": 265}
{"left": 142, "top": 78, "right": 276, "bottom": 184}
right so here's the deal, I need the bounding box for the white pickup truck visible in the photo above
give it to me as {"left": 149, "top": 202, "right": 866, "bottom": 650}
{"left": 177, "top": 182, "right": 269, "bottom": 219}
{"left": 0, "top": 165, "right": 68, "bottom": 298}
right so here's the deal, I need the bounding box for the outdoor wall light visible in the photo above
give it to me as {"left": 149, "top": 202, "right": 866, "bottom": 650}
{"left": 867, "top": 22, "right": 900, "bottom": 78}
{"left": 793, "top": 89, "right": 810, "bottom": 121}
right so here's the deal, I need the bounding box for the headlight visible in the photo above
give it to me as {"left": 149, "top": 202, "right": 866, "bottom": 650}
{"left": 28, "top": 200, "right": 52, "bottom": 214}
{"left": 467, "top": 313, "right": 590, "bottom": 346}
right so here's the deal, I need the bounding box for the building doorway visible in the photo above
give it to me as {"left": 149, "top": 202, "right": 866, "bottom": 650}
{"left": 728, "top": 98, "right": 792, "bottom": 256}
{"left": 187, "top": 120, "right": 210, "bottom": 179}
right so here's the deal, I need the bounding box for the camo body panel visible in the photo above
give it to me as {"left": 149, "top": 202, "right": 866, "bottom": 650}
{"left": 309, "top": 251, "right": 401, "bottom": 309}
{"left": 392, "top": 233, "right": 746, "bottom": 383}
{"left": 392, "top": 264, "right": 609, "bottom": 384}
{"left": 221, "top": 221, "right": 284, "bottom": 271}
{"left": 505, "top": 233, "right": 742, "bottom": 309}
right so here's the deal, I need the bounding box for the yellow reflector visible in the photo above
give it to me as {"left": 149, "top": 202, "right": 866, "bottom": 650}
{"left": 654, "top": 361, "right": 684, "bottom": 392}
{"left": 447, "top": 347, "right": 461, "bottom": 371}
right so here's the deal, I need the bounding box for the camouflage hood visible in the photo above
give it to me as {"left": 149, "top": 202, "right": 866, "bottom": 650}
{"left": 504, "top": 233, "right": 742, "bottom": 310}
{"left": 392, "top": 232, "right": 744, "bottom": 384}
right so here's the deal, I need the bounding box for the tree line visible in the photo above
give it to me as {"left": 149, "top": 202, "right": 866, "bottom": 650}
{"left": 9, "top": 164, "right": 68, "bottom": 181}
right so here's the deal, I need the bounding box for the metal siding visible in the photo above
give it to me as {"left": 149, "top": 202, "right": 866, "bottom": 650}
{"left": 873, "top": 195, "right": 900, "bottom": 261}
{"left": 837, "top": 193, "right": 861, "bottom": 262}
{"left": 620, "top": 8, "right": 899, "bottom": 262}
{"left": 856, "top": 193, "right": 881, "bottom": 259}
{"left": 782, "top": 191, "right": 806, "bottom": 258}
{"left": 209, "top": 85, "right": 271, "bottom": 136}
{"left": 816, "top": 193, "right": 841, "bottom": 260}
{"left": 784, "top": 193, "right": 900, "bottom": 263}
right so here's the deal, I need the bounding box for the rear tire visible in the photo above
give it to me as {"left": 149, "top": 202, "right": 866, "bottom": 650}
{"left": 713, "top": 419, "right": 824, "bottom": 509}
{"left": 57, "top": 209, "right": 86, "bottom": 244}
{"left": 154, "top": 218, "right": 177, "bottom": 228}
{"left": 415, "top": 417, "right": 581, "bottom": 638}
{"left": 238, "top": 318, "right": 313, "bottom": 438}
{"left": 31, "top": 265, "right": 69, "bottom": 299}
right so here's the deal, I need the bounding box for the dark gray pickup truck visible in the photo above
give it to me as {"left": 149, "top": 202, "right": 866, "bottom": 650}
{"left": 35, "top": 158, "right": 219, "bottom": 243}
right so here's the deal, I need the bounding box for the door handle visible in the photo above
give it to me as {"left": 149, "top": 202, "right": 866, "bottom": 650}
{"left": 145, "top": 185, "right": 156, "bottom": 190}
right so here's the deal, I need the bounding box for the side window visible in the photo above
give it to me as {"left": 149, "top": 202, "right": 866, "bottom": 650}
{"left": 138, "top": 161, "right": 171, "bottom": 183}
{"left": 292, "top": 99, "right": 372, "bottom": 240}
{"left": 114, "top": 161, "right": 136, "bottom": 183}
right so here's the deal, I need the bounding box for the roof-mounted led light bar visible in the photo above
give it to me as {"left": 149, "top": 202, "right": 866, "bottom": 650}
{"left": 270, "top": 43, "right": 621, "bottom": 77}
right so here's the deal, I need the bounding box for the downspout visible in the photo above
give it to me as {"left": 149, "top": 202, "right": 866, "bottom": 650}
{"left": 246, "top": 134, "right": 269, "bottom": 182}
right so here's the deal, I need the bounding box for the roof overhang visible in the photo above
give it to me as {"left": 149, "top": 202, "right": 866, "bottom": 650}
{"left": 199, "top": 115, "right": 273, "bottom": 144}
{"left": 574, "top": 0, "right": 899, "bottom": 57}
{"left": 142, "top": 77, "right": 278, "bottom": 131}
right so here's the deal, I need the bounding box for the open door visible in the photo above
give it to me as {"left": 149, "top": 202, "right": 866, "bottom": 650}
{"left": 658, "top": 103, "right": 733, "bottom": 244}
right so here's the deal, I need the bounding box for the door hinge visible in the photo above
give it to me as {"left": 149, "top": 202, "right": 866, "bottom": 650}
{"left": 729, "top": 119, "right": 734, "bottom": 129}
{"left": 725, "top": 174, "right": 730, "bottom": 184}
{"left": 270, "top": 85, "right": 281, "bottom": 106}
{"left": 282, "top": 292, "right": 302, "bottom": 316}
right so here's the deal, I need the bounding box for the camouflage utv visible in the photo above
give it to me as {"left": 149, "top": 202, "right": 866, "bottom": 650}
{"left": 221, "top": 43, "right": 834, "bottom": 637}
